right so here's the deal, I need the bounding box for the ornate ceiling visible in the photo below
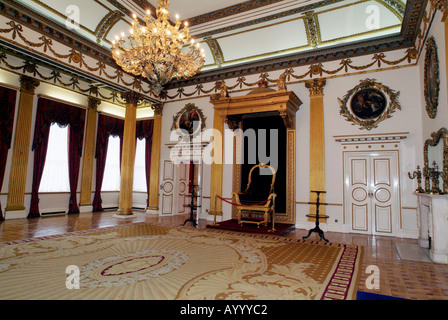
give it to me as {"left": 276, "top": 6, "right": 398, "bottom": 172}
{"left": 0, "top": 0, "right": 429, "bottom": 96}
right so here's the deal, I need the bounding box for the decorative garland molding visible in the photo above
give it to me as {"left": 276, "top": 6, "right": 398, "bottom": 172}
{"left": 0, "top": 16, "right": 159, "bottom": 100}
{"left": 0, "top": 50, "right": 154, "bottom": 109}
{"left": 162, "top": 48, "right": 417, "bottom": 100}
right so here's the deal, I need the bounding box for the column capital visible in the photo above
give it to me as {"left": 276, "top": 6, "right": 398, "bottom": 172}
{"left": 87, "top": 96, "right": 101, "bottom": 110}
{"left": 120, "top": 91, "right": 144, "bottom": 106}
{"left": 19, "top": 75, "right": 40, "bottom": 94}
{"left": 151, "top": 102, "right": 164, "bottom": 116}
{"left": 305, "top": 78, "right": 326, "bottom": 96}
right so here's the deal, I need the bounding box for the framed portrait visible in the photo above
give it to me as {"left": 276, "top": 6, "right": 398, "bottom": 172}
{"left": 338, "top": 79, "right": 401, "bottom": 130}
{"left": 171, "top": 103, "right": 206, "bottom": 138}
{"left": 424, "top": 36, "right": 439, "bottom": 119}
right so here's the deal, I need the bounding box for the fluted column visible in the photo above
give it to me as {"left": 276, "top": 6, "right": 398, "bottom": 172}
{"left": 209, "top": 109, "right": 224, "bottom": 217}
{"left": 79, "top": 97, "right": 100, "bottom": 211}
{"left": 116, "top": 91, "right": 143, "bottom": 217}
{"left": 5, "top": 75, "right": 40, "bottom": 214}
{"left": 444, "top": 9, "right": 448, "bottom": 107}
{"left": 305, "top": 78, "right": 326, "bottom": 220}
{"left": 147, "top": 103, "right": 163, "bottom": 212}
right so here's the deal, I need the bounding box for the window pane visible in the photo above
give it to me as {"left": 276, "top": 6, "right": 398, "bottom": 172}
{"left": 39, "top": 124, "right": 70, "bottom": 192}
{"left": 102, "top": 135, "right": 121, "bottom": 191}
{"left": 133, "top": 138, "right": 147, "bottom": 192}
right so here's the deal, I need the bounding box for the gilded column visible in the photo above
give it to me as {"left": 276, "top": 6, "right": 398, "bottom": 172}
{"left": 305, "top": 78, "right": 326, "bottom": 220}
{"left": 444, "top": 7, "right": 448, "bottom": 107}
{"left": 209, "top": 108, "right": 224, "bottom": 217}
{"left": 79, "top": 97, "right": 100, "bottom": 211}
{"left": 147, "top": 103, "right": 163, "bottom": 212}
{"left": 116, "top": 91, "right": 143, "bottom": 217}
{"left": 5, "top": 75, "right": 40, "bottom": 213}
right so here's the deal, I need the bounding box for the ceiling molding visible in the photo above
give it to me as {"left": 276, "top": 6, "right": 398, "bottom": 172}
{"left": 166, "top": 0, "right": 427, "bottom": 89}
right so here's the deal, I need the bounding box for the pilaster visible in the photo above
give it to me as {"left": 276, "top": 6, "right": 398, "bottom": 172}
{"left": 5, "top": 75, "right": 39, "bottom": 214}
{"left": 305, "top": 78, "right": 327, "bottom": 220}
{"left": 116, "top": 91, "right": 143, "bottom": 217}
{"left": 79, "top": 97, "right": 100, "bottom": 211}
{"left": 147, "top": 103, "right": 163, "bottom": 212}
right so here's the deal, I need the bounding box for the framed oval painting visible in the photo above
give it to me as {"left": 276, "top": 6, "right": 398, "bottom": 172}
{"left": 171, "top": 103, "right": 206, "bottom": 138}
{"left": 338, "top": 78, "right": 401, "bottom": 130}
{"left": 424, "top": 36, "right": 439, "bottom": 119}
{"left": 350, "top": 88, "right": 387, "bottom": 120}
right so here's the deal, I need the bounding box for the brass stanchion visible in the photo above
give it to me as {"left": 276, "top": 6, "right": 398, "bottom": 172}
{"left": 213, "top": 194, "right": 218, "bottom": 225}
{"left": 269, "top": 195, "right": 276, "bottom": 233}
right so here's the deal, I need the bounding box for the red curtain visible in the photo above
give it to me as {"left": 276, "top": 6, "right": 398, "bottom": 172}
{"left": 93, "top": 114, "right": 124, "bottom": 212}
{"left": 0, "top": 87, "right": 18, "bottom": 220}
{"left": 28, "top": 98, "right": 86, "bottom": 218}
{"left": 136, "top": 119, "right": 154, "bottom": 206}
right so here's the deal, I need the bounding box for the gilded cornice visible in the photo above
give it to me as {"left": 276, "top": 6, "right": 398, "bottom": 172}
{"left": 204, "top": 36, "right": 224, "bottom": 68}
{"left": 95, "top": 10, "right": 124, "bottom": 43}
{"left": 0, "top": 0, "right": 115, "bottom": 66}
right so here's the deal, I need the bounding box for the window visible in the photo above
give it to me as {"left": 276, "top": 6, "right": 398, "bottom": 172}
{"left": 133, "top": 138, "right": 147, "bottom": 192}
{"left": 39, "top": 124, "right": 70, "bottom": 192}
{"left": 102, "top": 135, "right": 121, "bottom": 191}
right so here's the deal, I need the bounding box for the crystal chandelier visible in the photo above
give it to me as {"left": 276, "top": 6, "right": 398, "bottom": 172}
{"left": 111, "top": 0, "right": 205, "bottom": 96}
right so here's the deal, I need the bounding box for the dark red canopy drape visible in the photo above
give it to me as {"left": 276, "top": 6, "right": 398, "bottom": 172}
{"left": 28, "top": 98, "right": 86, "bottom": 218}
{"left": 93, "top": 114, "right": 124, "bottom": 212}
{"left": 0, "top": 87, "right": 17, "bottom": 221}
{"left": 136, "top": 119, "right": 154, "bottom": 206}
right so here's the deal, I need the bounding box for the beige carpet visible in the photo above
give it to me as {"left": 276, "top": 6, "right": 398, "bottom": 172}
{"left": 0, "top": 222, "right": 363, "bottom": 300}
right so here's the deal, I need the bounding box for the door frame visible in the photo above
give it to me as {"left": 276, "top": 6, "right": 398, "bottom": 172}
{"left": 343, "top": 150, "right": 402, "bottom": 236}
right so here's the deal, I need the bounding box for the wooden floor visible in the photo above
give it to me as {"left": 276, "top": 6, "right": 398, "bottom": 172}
{"left": 1, "top": 211, "right": 447, "bottom": 300}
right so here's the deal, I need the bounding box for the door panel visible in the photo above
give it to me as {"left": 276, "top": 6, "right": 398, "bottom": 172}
{"left": 161, "top": 161, "right": 174, "bottom": 215}
{"left": 352, "top": 203, "right": 368, "bottom": 231}
{"left": 351, "top": 159, "right": 368, "bottom": 186}
{"left": 348, "top": 158, "right": 370, "bottom": 233}
{"left": 374, "top": 204, "right": 392, "bottom": 233}
{"left": 373, "top": 158, "right": 390, "bottom": 186}
{"left": 177, "top": 163, "right": 188, "bottom": 214}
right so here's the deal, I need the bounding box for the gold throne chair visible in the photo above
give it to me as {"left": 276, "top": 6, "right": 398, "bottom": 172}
{"left": 231, "top": 163, "right": 277, "bottom": 227}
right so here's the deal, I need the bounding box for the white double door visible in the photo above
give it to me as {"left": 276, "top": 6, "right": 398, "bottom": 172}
{"left": 160, "top": 161, "right": 189, "bottom": 215}
{"left": 344, "top": 151, "right": 400, "bottom": 236}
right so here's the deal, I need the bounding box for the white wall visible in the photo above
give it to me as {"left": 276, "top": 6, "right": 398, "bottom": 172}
{"left": 158, "top": 63, "right": 424, "bottom": 238}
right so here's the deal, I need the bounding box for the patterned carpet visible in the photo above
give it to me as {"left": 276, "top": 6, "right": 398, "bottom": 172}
{"left": 0, "top": 222, "right": 363, "bottom": 300}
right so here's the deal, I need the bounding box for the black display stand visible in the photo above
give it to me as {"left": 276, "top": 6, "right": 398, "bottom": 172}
{"left": 303, "top": 190, "right": 329, "bottom": 242}
{"left": 183, "top": 184, "right": 200, "bottom": 227}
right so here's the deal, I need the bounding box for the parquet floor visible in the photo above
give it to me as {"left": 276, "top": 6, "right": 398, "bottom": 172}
{"left": 1, "top": 211, "right": 447, "bottom": 300}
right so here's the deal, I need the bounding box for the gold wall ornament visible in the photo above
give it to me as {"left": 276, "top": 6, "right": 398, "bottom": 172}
{"left": 423, "top": 36, "right": 440, "bottom": 119}
{"left": 338, "top": 78, "right": 401, "bottom": 130}
{"left": 171, "top": 103, "right": 206, "bottom": 138}
{"left": 423, "top": 127, "right": 448, "bottom": 194}
{"left": 111, "top": 0, "right": 205, "bottom": 96}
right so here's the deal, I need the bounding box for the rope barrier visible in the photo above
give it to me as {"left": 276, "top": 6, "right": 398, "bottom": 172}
{"left": 217, "top": 195, "right": 271, "bottom": 207}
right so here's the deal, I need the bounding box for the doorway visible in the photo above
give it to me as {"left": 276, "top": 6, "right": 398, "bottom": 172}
{"left": 160, "top": 160, "right": 202, "bottom": 216}
{"left": 343, "top": 151, "right": 401, "bottom": 236}
{"left": 240, "top": 113, "right": 286, "bottom": 213}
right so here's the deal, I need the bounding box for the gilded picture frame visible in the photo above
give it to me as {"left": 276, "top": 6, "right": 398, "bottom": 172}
{"left": 338, "top": 78, "right": 401, "bottom": 130}
{"left": 171, "top": 103, "right": 206, "bottom": 138}
{"left": 424, "top": 36, "right": 440, "bottom": 119}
